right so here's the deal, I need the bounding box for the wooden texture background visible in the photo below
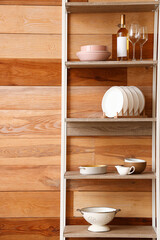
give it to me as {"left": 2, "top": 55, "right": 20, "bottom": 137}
{"left": 0, "top": 0, "right": 153, "bottom": 239}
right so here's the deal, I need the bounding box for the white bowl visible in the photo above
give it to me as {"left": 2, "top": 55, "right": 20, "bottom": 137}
{"left": 79, "top": 165, "right": 107, "bottom": 175}
{"left": 77, "top": 207, "right": 121, "bottom": 232}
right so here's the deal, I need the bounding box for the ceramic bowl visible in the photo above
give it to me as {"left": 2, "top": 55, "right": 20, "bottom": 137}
{"left": 124, "top": 158, "right": 146, "bottom": 174}
{"left": 77, "top": 207, "right": 121, "bottom": 232}
{"left": 81, "top": 45, "right": 108, "bottom": 52}
{"left": 76, "top": 51, "right": 111, "bottom": 61}
{"left": 79, "top": 165, "right": 107, "bottom": 175}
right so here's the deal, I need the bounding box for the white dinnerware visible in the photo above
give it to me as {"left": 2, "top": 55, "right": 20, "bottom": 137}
{"left": 127, "top": 86, "right": 140, "bottom": 115}
{"left": 102, "top": 86, "right": 128, "bottom": 118}
{"left": 102, "top": 86, "right": 145, "bottom": 118}
{"left": 79, "top": 165, "right": 107, "bottom": 175}
{"left": 115, "top": 165, "right": 135, "bottom": 175}
{"left": 121, "top": 86, "right": 134, "bottom": 115}
{"left": 130, "top": 86, "right": 145, "bottom": 114}
{"left": 77, "top": 207, "right": 121, "bottom": 232}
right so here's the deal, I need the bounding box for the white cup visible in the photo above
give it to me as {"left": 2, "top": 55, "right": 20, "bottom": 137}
{"left": 115, "top": 165, "right": 135, "bottom": 176}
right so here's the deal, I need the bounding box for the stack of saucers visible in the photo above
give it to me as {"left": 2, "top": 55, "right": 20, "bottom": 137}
{"left": 76, "top": 45, "right": 111, "bottom": 61}
{"left": 102, "top": 86, "right": 145, "bottom": 118}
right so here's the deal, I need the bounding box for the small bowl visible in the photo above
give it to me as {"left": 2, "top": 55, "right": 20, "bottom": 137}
{"left": 76, "top": 51, "right": 111, "bottom": 61}
{"left": 79, "top": 165, "right": 107, "bottom": 175}
{"left": 81, "top": 45, "right": 108, "bottom": 52}
{"left": 77, "top": 207, "right": 121, "bottom": 232}
{"left": 124, "top": 158, "right": 146, "bottom": 174}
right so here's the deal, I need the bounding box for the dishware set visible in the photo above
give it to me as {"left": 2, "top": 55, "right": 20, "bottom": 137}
{"left": 102, "top": 86, "right": 145, "bottom": 118}
{"left": 78, "top": 159, "right": 146, "bottom": 232}
{"left": 79, "top": 159, "right": 146, "bottom": 176}
{"left": 76, "top": 45, "right": 111, "bottom": 61}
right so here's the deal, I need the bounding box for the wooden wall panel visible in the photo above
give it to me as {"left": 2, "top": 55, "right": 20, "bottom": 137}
{"left": 94, "top": 136, "right": 152, "bottom": 165}
{"left": 68, "top": 67, "right": 152, "bottom": 86}
{"left": 0, "top": 110, "right": 60, "bottom": 138}
{"left": 0, "top": 138, "right": 60, "bottom": 164}
{"left": 68, "top": 68, "right": 127, "bottom": 86}
{"left": 67, "top": 179, "right": 152, "bottom": 192}
{"left": 0, "top": 0, "right": 62, "bottom": 5}
{"left": 0, "top": 6, "right": 61, "bottom": 34}
{"left": 0, "top": 192, "right": 60, "bottom": 217}
{"left": 69, "top": 12, "right": 154, "bottom": 34}
{"left": 0, "top": 165, "right": 60, "bottom": 191}
{"left": 0, "top": 87, "right": 61, "bottom": 110}
{"left": 0, "top": 59, "right": 61, "bottom": 86}
{"left": 0, "top": 236, "right": 59, "bottom": 240}
{"left": 0, "top": 218, "right": 59, "bottom": 238}
{"left": 67, "top": 216, "right": 152, "bottom": 226}
{"left": 0, "top": 35, "right": 61, "bottom": 59}
{"left": 127, "top": 67, "right": 153, "bottom": 86}
{"left": 74, "top": 192, "right": 152, "bottom": 218}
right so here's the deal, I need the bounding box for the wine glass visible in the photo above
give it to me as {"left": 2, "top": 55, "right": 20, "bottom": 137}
{"left": 129, "top": 24, "right": 139, "bottom": 61}
{"left": 138, "top": 26, "right": 148, "bottom": 61}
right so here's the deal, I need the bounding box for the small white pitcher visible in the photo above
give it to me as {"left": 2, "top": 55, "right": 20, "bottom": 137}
{"left": 115, "top": 165, "right": 135, "bottom": 176}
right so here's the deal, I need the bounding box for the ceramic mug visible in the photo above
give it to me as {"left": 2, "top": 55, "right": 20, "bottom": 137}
{"left": 115, "top": 165, "right": 135, "bottom": 176}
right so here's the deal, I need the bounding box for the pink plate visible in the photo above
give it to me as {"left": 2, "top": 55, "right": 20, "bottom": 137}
{"left": 77, "top": 51, "right": 111, "bottom": 61}
{"left": 81, "top": 45, "right": 108, "bottom": 52}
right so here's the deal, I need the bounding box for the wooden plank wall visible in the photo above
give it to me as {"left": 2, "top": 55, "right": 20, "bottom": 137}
{"left": 0, "top": 0, "right": 153, "bottom": 239}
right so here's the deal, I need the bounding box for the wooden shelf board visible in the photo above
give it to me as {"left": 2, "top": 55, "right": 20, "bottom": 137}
{"left": 66, "top": 118, "right": 156, "bottom": 123}
{"left": 65, "top": 171, "right": 156, "bottom": 180}
{"left": 64, "top": 225, "right": 156, "bottom": 238}
{"left": 66, "top": 60, "right": 157, "bottom": 68}
{"left": 66, "top": 2, "right": 158, "bottom": 13}
{"left": 67, "top": 121, "right": 152, "bottom": 136}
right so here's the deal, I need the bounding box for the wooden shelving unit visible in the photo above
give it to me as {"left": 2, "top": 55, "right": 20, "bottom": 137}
{"left": 65, "top": 171, "right": 156, "bottom": 180}
{"left": 66, "top": 60, "right": 158, "bottom": 68}
{"left": 61, "top": 1, "right": 160, "bottom": 240}
{"left": 64, "top": 225, "right": 157, "bottom": 238}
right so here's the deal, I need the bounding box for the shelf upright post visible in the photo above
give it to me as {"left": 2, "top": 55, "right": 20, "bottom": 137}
{"left": 152, "top": 6, "right": 158, "bottom": 234}
{"left": 156, "top": 4, "right": 160, "bottom": 240}
{"left": 61, "top": 1, "right": 68, "bottom": 240}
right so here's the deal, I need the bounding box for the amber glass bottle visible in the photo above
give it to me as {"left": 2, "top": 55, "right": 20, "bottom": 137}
{"left": 117, "top": 14, "right": 129, "bottom": 61}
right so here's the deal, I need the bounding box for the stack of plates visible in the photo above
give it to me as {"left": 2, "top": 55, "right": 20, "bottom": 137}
{"left": 102, "top": 86, "right": 145, "bottom": 118}
{"left": 76, "top": 45, "right": 111, "bottom": 61}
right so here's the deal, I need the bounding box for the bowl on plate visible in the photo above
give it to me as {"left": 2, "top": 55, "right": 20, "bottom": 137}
{"left": 79, "top": 165, "right": 107, "bottom": 175}
{"left": 77, "top": 207, "right": 121, "bottom": 232}
{"left": 76, "top": 51, "right": 111, "bottom": 61}
{"left": 124, "top": 158, "right": 146, "bottom": 174}
{"left": 81, "top": 45, "right": 108, "bottom": 52}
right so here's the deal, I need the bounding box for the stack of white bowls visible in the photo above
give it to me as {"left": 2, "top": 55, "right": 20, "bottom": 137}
{"left": 102, "top": 86, "right": 145, "bottom": 118}
{"left": 76, "top": 45, "right": 111, "bottom": 61}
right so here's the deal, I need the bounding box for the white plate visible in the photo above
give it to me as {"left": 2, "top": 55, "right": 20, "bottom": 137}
{"left": 102, "top": 86, "right": 128, "bottom": 118}
{"left": 128, "top": 86, "right": 139, "bottom": 115}
{"left": 121, "top": 86, "right": 134, "bottom": 114}
{"left": 131, "top": 86, "right": 145, "bottom": 114}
